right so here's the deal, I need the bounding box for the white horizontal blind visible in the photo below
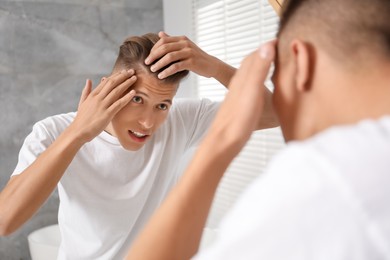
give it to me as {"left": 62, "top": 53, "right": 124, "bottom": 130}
{"left": 193, "top": 0, "right": 285, "bottom": 228}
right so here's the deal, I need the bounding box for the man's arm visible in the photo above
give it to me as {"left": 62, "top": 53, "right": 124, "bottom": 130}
{"left": 0, "top": 70, "right": 136, "bottom": 236}
{"left": 146, "top": 32, "right": 279, "bottom": 130}
{"left": 126, "top": 42, "right": 276, "bottom": 260}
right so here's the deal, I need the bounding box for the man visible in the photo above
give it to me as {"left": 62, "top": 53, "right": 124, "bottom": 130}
{"left": 126, "top": 0, "right": 390, "bottom": 259}
{"left": 0, "top": 33, "right": 277, "bottom": 259}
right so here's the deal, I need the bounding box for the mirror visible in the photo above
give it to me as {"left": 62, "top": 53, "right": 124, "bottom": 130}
{"left": 268, "top": 0, "right": 284, "bottom": 16}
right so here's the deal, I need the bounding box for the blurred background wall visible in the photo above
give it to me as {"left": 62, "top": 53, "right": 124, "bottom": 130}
{"left": 0, "top": 0, "right": 163, "bottom": 259}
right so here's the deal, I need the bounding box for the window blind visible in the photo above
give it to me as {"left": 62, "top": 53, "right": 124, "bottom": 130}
{"left": 193, "top": 0, "right": 285, "bottom": 228}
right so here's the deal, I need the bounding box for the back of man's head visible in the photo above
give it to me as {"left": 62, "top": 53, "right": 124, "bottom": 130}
{"left": 278, "top": 0, "right": 390, "bottom": 67}
{"left": 272, "top": 0, "right": 390, "bottom": 141}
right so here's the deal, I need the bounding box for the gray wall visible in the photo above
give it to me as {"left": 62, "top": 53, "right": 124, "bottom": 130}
{"left": 0, "top": 1, "right": 163, "bottom": 259}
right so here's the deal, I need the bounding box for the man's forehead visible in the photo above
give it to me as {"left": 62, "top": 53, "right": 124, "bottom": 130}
{"left": 133, "top": 73, "right": 177, "bottom": 98}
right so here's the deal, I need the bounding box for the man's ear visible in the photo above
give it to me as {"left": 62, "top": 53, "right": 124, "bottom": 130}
{"left": 289, "top": 39, "right": 313, "bottom": 93}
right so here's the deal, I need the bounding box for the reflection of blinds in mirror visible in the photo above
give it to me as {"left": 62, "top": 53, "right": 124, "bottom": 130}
{"left": 193, "top": 0, "right": 285, "bottom": 228}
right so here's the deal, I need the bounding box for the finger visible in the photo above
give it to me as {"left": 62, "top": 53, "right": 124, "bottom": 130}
{"left": 259, "top": 40, "right": 276, "bottom": 61}
{"left": 145, "top": 36, "right": 188, "bottom": 65}
{"left": 78, "top": 79, "right": 92, "bottom": 108}
{"left": 150, "top": 49, "right": 188, "bottom": 73}
{"left": 249, "top": 41, "right": 276, "bottom": 84}
{"left": 157, "top": 60, "right": 189, "bottom": 79}
{"left": 107, "top": 89, "right": 136, "bottom": 116}
{"left": 93, "top": 71, "right": 121, "bottom": 95}
{"left": 98, "top": 69, "right": 135, "bottom": 98}
{"left": 104, "top": 75, "right": 137, "bottom": 107}
{"left": 149, "top": 42, "right": 188, "bottom": 72}
{"left": 158, "top": 31, "right": 170, "bottom": 38}
{"left": 232, "top": 41, "right": 276, "bottom": 90}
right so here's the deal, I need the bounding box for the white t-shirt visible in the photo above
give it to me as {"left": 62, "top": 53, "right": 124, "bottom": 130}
{"left": 195, "top": 116, "right": 390, "bottom": 260}
{"left": 12, "top": 98, "right": 219, "bottom": 260}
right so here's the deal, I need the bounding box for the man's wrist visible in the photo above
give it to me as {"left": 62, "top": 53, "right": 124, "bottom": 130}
{"left": 201, "top": 129, "right": 247, "bottom": 163}
{"left": 211, "top": 57, "right": 236, "bottom": 87}
{"left": 62, "top": 124, "right": 89, "bottom": 149}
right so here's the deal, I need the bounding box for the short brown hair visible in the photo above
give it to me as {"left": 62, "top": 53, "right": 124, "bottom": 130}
{"left": 278, "top": 0, "right": 390, "bottom": 65}
{"left": 113, "top": 33, "right": 189, "bottom": 85}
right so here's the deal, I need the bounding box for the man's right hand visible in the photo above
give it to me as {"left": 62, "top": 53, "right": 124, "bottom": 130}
{"left": 71, "top": 69, "right": 137, "bottom": 143}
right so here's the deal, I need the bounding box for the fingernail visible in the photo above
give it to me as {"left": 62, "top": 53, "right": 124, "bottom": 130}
{"left": 259, "top": 45, "right": 270, "bottom": 59}
{"left": 127, "top": 69, "right": 134, "bottom": 74}
{"left": 145, "top": 58, "right": 150, "bottom": 65}
{"left": 150, "top": 65, "right": 156, "bottom": 72}
{"left": 121, "top": 69, "right": 126, "bottom": 73}
{"left": 129, "top": 90, "right": 135, "bottom": 95}
{"left": 158, "top": 73, "right": 164, "bottom": 79}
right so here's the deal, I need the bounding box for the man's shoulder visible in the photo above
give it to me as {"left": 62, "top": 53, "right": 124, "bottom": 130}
{"left": 253, "top": 117, "right": 390, "bottom": 257}
{"left": 32, "top": 112, "right": 76, "bottom": 136}
{"left": 36, "top": 112, "right": 76, "bottom": 126}
{"left": 265, "top": 116, "right": 390, "bottom": 193}
{"left": 292, "top": 116, "right": 390, "bottom": 169}
{"left": 264, "top": 116, "right": 390, "bottom": 223}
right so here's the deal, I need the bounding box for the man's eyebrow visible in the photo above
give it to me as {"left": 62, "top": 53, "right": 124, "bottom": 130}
{"left": 136, "top": 91, "right": 172, "bottom": 104}
{"left": 136, "top": 91, "right": 150, "bottom": 98}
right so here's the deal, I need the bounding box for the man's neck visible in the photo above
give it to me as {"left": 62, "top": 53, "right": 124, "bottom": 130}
{"left": 291, "top": 57, "right": 390, "bottom": 143}
{"left": 317, "top": 65, "right": 390, "bottom": 132}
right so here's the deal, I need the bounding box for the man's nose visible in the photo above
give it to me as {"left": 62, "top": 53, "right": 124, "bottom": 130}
{"left": 138, "top": 110, "right": 155, "bottom": 130}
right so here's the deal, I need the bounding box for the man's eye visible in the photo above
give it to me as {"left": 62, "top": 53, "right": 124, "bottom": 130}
{"left": 132, "top": 96, "right": 143, "bottom": 104}
{"left": 157, "top": 104, "right": 168, "bottom": 110}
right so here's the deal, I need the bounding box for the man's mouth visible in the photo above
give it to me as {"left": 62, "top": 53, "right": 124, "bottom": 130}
{"left": 128, "top": 130, "right": 150, "bottom": 142}
{"left": 130, "top": 130, "right": 147, "bottom": 138}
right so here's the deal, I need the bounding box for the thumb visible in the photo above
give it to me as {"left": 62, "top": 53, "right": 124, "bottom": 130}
{"left": 78, "top": 79, "right": 92, "bottom": 109}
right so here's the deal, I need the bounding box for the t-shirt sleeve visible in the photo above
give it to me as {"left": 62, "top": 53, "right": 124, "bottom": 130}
{"left": 193, "top": 144, "right": 378, "bottom": 260}
{"left": 172, "top": 98, "right": 220, "bottom": 149}
{"left": 12, "top": 121, "right": 55, "bottom": 177}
